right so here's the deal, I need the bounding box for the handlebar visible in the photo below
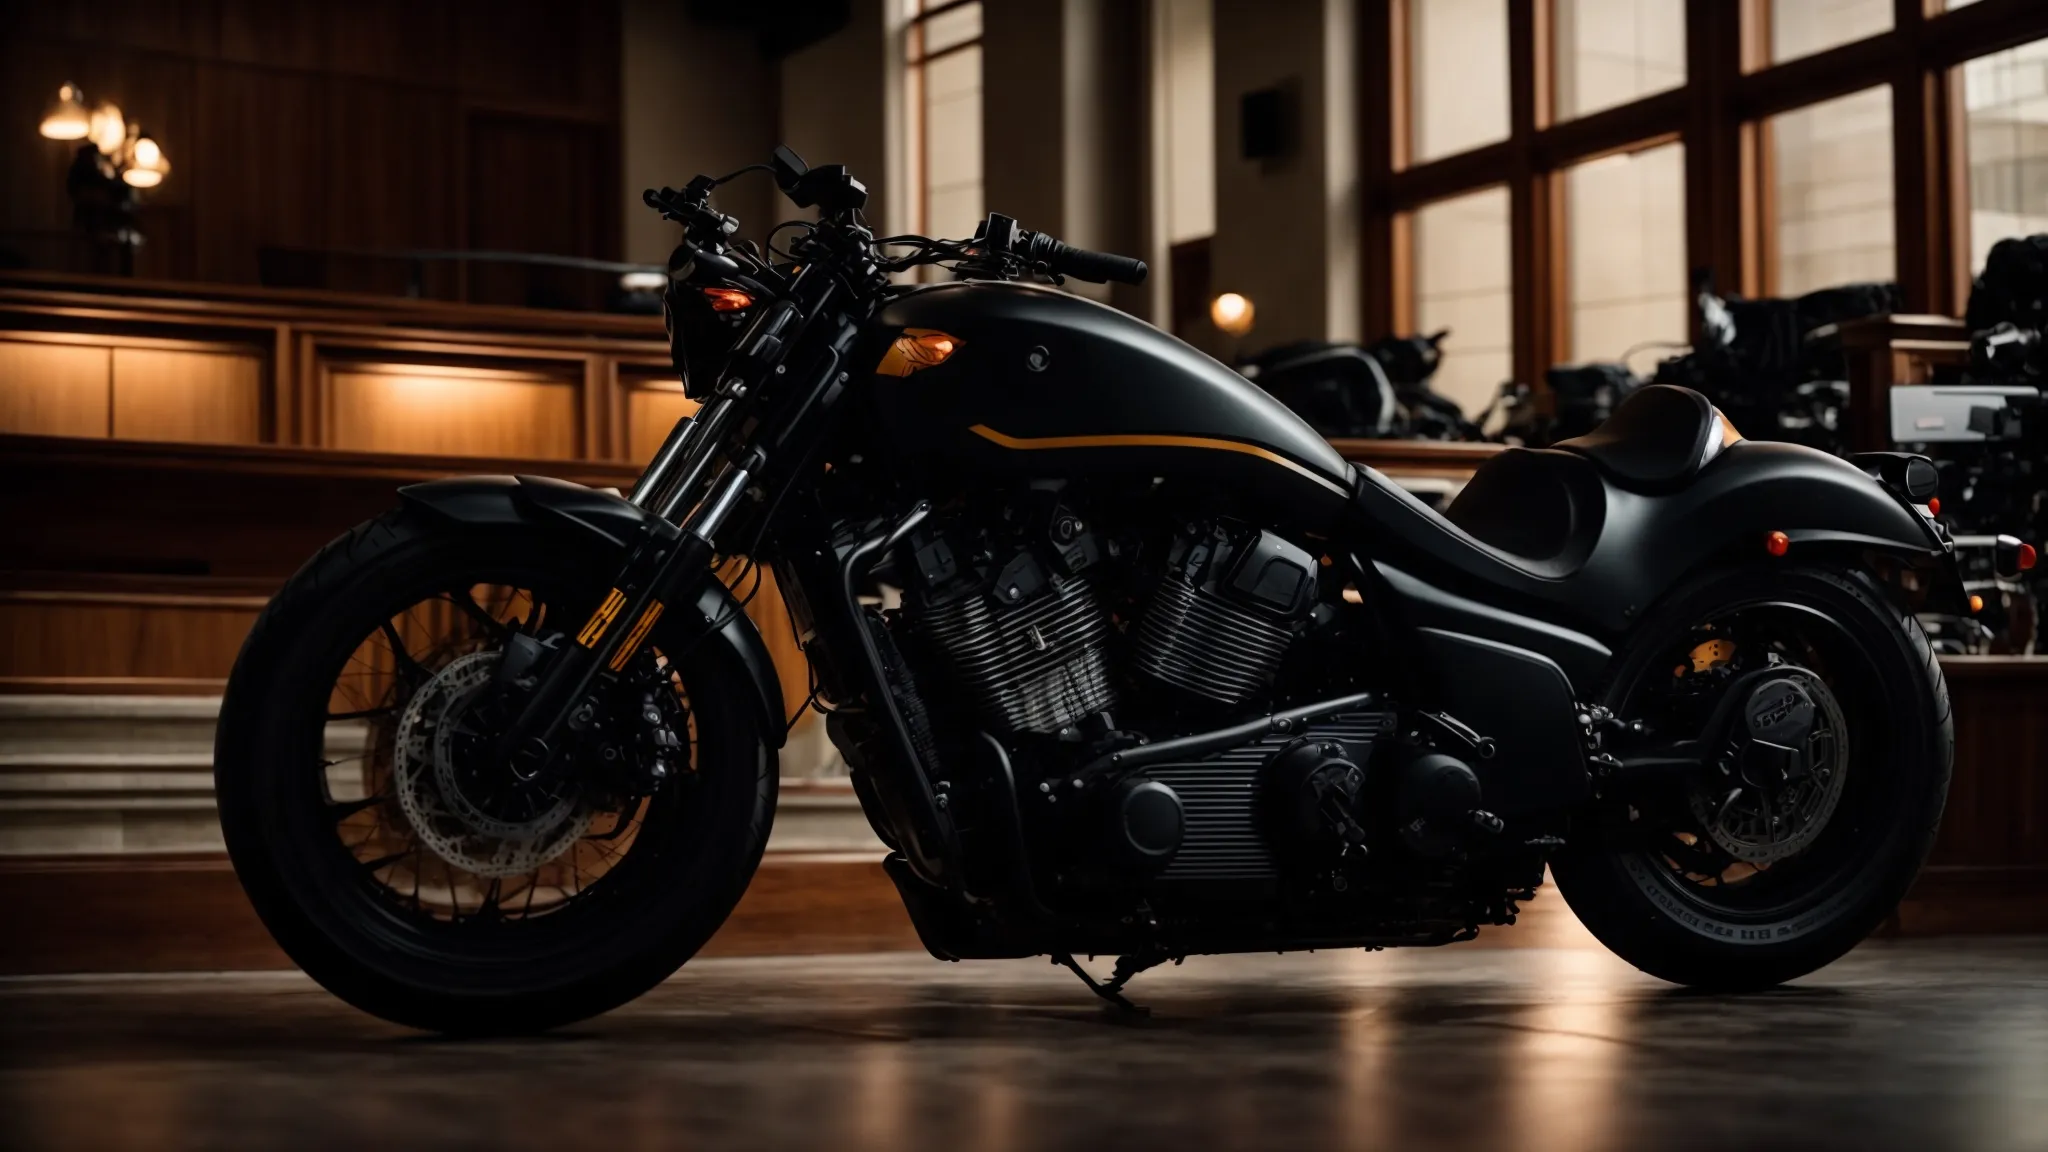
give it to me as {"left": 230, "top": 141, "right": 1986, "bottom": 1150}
{"left": 1022, "top": 232, "right": 1149, "bottom": 287}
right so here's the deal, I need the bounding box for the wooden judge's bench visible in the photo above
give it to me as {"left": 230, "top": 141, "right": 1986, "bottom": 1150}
{"left": 2, "top": 275, "right": 2043, "bottom": 972}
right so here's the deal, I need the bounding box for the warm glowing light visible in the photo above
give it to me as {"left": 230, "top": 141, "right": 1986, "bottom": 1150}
{"left": 1765, "top": 530, "right": 1790, "bottom": 557}
{"left": 88, "top": 102, "right": 126, "bottom": 156}
{"left": 617, "top": 271, "right": 667, "bottom": 293}
{"left": 39, "top": 84, "right": 89, "bottom": 140}
{"left": 876, "top": 328, "right": 961, "bottom": 376}
{"left": 1926, "top": 497, "right": 1941, "bottom": 517}
{"left": 121, "top": 131, "right": 169, "bottom": 188}
{"left": 1210, "top": 292, "right": 1255, "bottom": 336}
{"left": 2022, "top": 542, "right": 2039, "bottom": 572}
{"left": 703, "top": 287, "right": 755, "bottom": 312}
{"left": 1970, "top": 594, "right": 1985, "bottom": 614}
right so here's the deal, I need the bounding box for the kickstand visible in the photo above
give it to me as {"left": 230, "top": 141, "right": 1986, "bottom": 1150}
{"left": 1053, "top": 951, "right": 1170, "bottom": 1016}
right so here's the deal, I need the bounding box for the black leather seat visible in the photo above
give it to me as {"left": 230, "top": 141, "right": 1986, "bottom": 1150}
{"left": 1443, "top": 448, "right": 1604, "bottom": 568}
{"left": 1554, "top": 384, "right": 1718, "bottom": 492}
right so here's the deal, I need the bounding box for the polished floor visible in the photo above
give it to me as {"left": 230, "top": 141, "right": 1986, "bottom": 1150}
{"left": 3, "top": 939, "right": 2046, "bottom": 1151}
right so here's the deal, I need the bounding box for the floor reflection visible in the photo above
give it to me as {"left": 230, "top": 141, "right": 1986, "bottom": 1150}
{"left": 3, "top": 939, "right": 2046, "bottom": 1151}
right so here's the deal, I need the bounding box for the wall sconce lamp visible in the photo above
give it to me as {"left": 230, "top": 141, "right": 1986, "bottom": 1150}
{"left": 38, "top": 83, "right": 170, "bottom": 274}
{"left": 1210, "top": 291, "right": 1255, "bottom": 337}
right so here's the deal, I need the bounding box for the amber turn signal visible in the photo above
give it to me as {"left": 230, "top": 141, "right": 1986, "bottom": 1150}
{"left": 1970, "top": 593, "right": 1985, "bottom": 613}
{"left": 703, "top": 287, "right": 754, "bottom": 312}
{"left": 1765, "top": 530, "right": 1790, "bottom": 557}
{"left": 876, "top": 328, "right": 961, "bottom": 376}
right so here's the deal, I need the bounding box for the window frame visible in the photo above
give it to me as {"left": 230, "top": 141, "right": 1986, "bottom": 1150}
{"left": 903, "top": 0, "right": 985, "bottom": 246}
{"left": 1363, "top": 0, "right": 2048, "bottom": 393}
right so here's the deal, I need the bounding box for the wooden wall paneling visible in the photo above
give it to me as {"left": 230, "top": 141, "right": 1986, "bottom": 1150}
{"left": 269, "top": 324, "right": 294, "bottom": 443}
{"left": 3, "top": 1, "right": 624, "bottom": 293}
{"left": 0, "top": 588, "right": 267, "bottom": 685}
{"left": 322, "top": 363, "right": 581, "bottom": 460}
{"left": 315, "top": 75, "right": 463, "bottom": 301}
{"left": 1930, "top": 659, "right": 2048, "bottom": 872}
{"left": 464, "top": 114, "right": 611, "bottom": 310}
{"left": 0, "top": 340, "right": 111, "bottom": 438}
{"left": 1506, "top": 0, "right": 1549, "bottom": 393}
{"left": 622, "top": 378, "right": 700, "bottom": 467}
{"left": 110, "top": 347, "right": 263, "bottom": 445}
{"left": 0, "top": 433, "right": 640, "bottom": 583}
{"left": 315, "top": 0, "right": 460, "bottom": 85}
{"left": 188, "top": 65, "right": 329, "bottom": 287}
{"left": 294, "top": 330, "right": 320, "bottom": 445}
{"left": 581, "top": 355, "right": 610, "bottom": 461}
{"left": 1890, "top": 0, "right": 1935, "bottom": 316}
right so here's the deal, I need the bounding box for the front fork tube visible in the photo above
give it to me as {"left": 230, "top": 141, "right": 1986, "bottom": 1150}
{"left": 501, "top": 465, "right": 753, "bottom": 779}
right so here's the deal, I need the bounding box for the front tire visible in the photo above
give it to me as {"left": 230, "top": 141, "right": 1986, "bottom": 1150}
{"left": 214, "top": 508, "right": 778, "bottom": 1033}
{"left": 1551, "top": 565, "right": 1952, "bottom": 990}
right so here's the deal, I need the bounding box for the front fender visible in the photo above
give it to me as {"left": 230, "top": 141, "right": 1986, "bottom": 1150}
{"left": 398, "top": 475, "right": 788, "bottom": 747}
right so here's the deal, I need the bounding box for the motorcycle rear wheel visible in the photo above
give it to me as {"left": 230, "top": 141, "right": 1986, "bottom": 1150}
{"left": 1552, "top": 565, "right": 1952, "bottom": 991}
{"left": 214, "top": 508, "right": 777, "bottom": 1034}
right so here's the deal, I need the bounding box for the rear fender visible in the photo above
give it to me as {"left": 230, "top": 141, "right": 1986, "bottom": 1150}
{"left": 1577, "top": 441, "right": 1960, "bottom": 634}
{"left": 398, "top": 475, "right": 788, "bottom": 747}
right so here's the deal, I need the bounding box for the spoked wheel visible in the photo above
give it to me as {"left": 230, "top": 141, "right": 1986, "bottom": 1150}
{"left": 1552, "top": 565, "right": 1952, "bottom": 991}
{"left": 216, "top": 510, "right": 777, "bottom": 1034}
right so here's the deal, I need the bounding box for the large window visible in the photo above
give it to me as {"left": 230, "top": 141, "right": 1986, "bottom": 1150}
{"left": 1962, "top": 37, "right": 2048, "bottom": 277}
{"left": 1411, "top": 187, "right": 1513, "bottom": 417}
{"left": 1371, "top": 0, "right": 2048, "bottom": 394}
{"left": 1553, "top": 0, "right": 1686, "bottom": 120}
{"left": 1564, "top": 142, "right": 1688, "bottom": 365}
{"left": 904, "top": 0, "right": 983, "bottom": 246}
{"left": 1768, "top": 87, "right": 1895, "bottom": 295}
{"left": 1404, "top": 0, "right": 1509, "bottom": 165}
{"left": 1767, "top": 0, "right": 1893, "bottom": 66}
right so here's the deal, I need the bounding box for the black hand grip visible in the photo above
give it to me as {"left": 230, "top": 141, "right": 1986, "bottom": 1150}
{"left": 1025, "top": 232, "right": 1148, "bottom": 286}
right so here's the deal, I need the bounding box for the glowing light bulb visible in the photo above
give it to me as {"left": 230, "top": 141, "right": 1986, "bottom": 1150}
{"left": 1210, "top": 292, "right": 1255, "bottom": 336}
{"left": 39, "top": 84, "right": 90, "bottom": 140}
{"left": 88, "top": 103, "right": 126, "bottom": 156}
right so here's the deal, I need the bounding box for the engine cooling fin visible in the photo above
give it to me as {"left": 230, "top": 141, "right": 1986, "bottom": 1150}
{"left": 916, "top": 575, "right": 1116, "bottom": 735}
{"left": 1145, "top": 710, "right": 1390, "bottom": 884}
{"left": 1133, "top": 579, "right": 1295, "bottom": 704}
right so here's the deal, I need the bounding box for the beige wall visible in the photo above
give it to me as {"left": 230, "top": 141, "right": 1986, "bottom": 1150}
{"left": 983, "top": 0, "right": 1151, "bottom": 315}
{"left": 1212, "top": 0, "right": 1359, "bottom": 357}
{"left": 780, "top": 0, "right": 892, "bottom": 230}
{"left": 620, "top": 0, "right": 779, "bottom": 262}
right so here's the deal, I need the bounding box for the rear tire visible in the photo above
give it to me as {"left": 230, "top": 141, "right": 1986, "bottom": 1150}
{"left": 214, "top": 508, "right": 777, "bottom": 1033}
{"left": 1551, "top": 565, "right": 1951, "bottom": 991}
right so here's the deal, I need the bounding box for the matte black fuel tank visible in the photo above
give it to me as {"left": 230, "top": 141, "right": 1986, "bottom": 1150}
{"left": 866, "top": 282, "right": 1355, "bottom": 528}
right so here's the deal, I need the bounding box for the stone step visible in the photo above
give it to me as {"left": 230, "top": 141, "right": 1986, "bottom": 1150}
{"left": 0, "top": 695, "right": 877, "bottom": 857}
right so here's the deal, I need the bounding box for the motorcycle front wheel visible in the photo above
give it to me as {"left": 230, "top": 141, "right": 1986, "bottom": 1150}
{"left": 214, "top": 508, "right": 778, "bottom": 1034}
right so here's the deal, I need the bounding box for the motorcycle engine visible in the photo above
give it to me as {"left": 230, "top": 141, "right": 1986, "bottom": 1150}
{"left": 901, "top": 500, "right": 1117, "bottom": 737}
{"left": 1131, "top": 522, "right": 1319, "bottom": 705}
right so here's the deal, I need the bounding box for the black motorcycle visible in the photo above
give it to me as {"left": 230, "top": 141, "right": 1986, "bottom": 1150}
{"left": 216, "top": 148, "right": 1973, "bottom": 1033}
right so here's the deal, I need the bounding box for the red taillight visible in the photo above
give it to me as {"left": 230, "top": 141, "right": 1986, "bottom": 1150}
{"left": 1765, "top": 530, "right": 1790, "bottom": 557}
{"left": 1926, "top": 497, "right": 1941, "bottom": 517}
{"left": 703, "top": 287, "right": 753, "bottom": 312}
{"left": 2022, "top": 542, "right": 2039, "bottom": 572}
